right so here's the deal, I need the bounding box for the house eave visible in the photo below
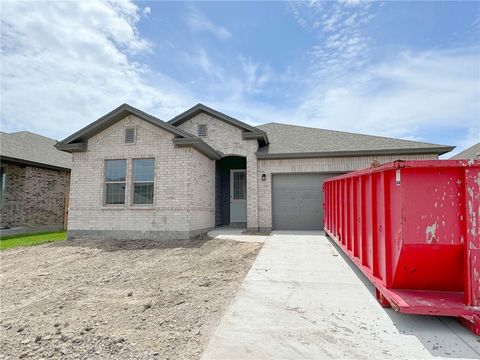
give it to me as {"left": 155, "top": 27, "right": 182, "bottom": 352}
{"left": 256, "top": 146, "right": 455, "bottom": 160}
{"left": 0, "top": 156, "right": 71, "bottom": 171}
{"left": 173, "top": 138, "right": 222, "bottom": 160}
{"left": 55, "top": 142, "right": 88, "bottom": 153}
{"left": 242, "top": 131, "right": 269, "bottom": 145}
{"left": 57, "top": 103, "right": 194, "bottom": 147}
{"left": 169, "top": 103, "right": 264, "bottom": 133}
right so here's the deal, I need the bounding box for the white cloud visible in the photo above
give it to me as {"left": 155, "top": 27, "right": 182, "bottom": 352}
{"left": 285, "top": 2, "right": 479, "bottom": 152}
{"left": 288, "top": 1, "right": 377, "bottom": 77}
{"left": 184, "top": 7, "right": 232, "bottom": 40}
{"left": 1, "top": 0, "right": 477, "bottom": 159}
{"left": 294, "top": 48, "right": 480, "bottom": 146}
{"left": 0, "top": 0, "right": 192, "bottom": 140}
{"left": 142, "top": 6, "right": 151, "bottom": 17}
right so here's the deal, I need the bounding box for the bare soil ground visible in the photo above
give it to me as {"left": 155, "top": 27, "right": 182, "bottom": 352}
{"left": 0, "top": 237, "right": 262, "bottom": 359}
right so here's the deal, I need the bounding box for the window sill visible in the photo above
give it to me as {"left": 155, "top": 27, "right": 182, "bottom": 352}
{"left": 101, "top": 206, "right": 126, "bottom": 210}
{"left": 130, "top": 205, "right": 154, "bottom": 210}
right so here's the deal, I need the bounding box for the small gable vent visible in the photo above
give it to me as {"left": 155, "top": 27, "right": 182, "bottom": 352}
{"left": 197, "top": 124, "right": 207, "bottom": 137}
{"left": 125, "top": 128, "right": 136, "bottom": 144}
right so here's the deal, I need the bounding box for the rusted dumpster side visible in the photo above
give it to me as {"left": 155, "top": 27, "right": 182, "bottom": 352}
{"left": 323, "top": 160, "right": 480, "bottom": 335}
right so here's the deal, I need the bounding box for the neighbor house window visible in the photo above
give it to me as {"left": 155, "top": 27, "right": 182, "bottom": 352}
{"left": 132, "top": 159, "right": 155, "bottom": 205}
{"left": 105, "top": 160, "right": 126, "bottom": 205}
{"left": 197, "top": 124, "right": 207, "bottom": 137}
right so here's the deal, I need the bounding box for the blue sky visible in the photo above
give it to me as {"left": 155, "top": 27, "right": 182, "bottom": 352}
{"left": 1, "top": 1, "right": 479, "bottom": 156}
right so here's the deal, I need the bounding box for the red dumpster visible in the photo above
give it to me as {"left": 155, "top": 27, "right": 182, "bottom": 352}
{"left": 323, "top": 160, "right": 480, "bottom": 335}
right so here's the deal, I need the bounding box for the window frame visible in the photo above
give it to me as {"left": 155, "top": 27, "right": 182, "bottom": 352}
{"left": 131, "top": 158, "right": 155, "bottom": 206}
{"left": 104, "top": 159, "right": 127, "bottom": 206}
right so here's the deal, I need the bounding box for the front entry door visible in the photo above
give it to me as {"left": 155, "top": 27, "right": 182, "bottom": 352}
{"left": 230, "top": 170, "right": 247, "bottom": 223}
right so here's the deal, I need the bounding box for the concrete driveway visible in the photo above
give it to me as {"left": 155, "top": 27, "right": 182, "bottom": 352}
{"left": 202, "top": 231, "right": 480, "bottom": 360}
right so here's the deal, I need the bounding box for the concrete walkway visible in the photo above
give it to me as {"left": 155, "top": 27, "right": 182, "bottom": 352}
{"left": 208, "top": 227, "right": 269, "bottom": 243}
{"left": 203, "top": 231, "right": 480, "bottom": 360}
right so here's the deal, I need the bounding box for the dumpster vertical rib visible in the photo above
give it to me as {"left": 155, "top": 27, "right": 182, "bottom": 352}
{"left": 343, "top": 179, "right": 347, "bottom": 246}
{"left": 360, "top": 176, "right": 368, "bottom": 267}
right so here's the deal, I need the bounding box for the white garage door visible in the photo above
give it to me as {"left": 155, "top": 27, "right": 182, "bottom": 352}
{"left": 272, "top": 173, "right": 339, "bottom": 230}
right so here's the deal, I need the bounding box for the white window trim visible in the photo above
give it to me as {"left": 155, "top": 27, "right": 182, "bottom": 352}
{"left": 104, "top": 159, "right": 127, "bottom": 206}
{"left": 131, "top": 158, "right": 155, "bottom": 206}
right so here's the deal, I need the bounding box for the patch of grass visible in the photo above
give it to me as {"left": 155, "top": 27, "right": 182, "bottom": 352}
{"left": 0, "top": 231, "right": 66, "bottom": 250}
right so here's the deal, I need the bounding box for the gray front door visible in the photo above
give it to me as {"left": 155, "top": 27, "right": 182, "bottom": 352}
{"left": 230, "top": 170, "right": 247, "bottom": 223}
{"left": 272, "top": 173, "right": 337, "bottom": 230}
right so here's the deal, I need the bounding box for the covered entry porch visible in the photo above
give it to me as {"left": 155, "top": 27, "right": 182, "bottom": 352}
{"left": 215, "top": 156, "right": 247, "bottom": 227}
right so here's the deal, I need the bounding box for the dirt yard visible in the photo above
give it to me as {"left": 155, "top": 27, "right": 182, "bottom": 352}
{"left": 0, "top": 237, "right": 262, "bottom": 359}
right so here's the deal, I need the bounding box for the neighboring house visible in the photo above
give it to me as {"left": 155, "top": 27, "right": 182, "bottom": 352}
{"left": 0, "top": 131, "right": 72, "bottom": 230}
{"left": 56, "top": 103, "right": 453, "bottom": 240}
{"left": 450, "top": 143, "right": 480, "bottom": 160}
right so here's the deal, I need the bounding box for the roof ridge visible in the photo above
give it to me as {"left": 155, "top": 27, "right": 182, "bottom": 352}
{"left": 9, "top": 130, "right": 58, "bottom": 142}
{"left": 257, "top": 121, "right": 449, "bottom": 148}
{"left": 169, "top": 103, "right": 265, "bottom": 133}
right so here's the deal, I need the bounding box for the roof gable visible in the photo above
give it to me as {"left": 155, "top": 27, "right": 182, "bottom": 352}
{"left": 450, "top": 142, "right": 480, "bottom": 159}
{"left": 57, "top": 104, "right": 194, "bottom": 150}
{"left": 168, "top": 103, "right": 269, "bottom": 145}
{"left": 56, "top": 104, "right": 221, "bottom": 160}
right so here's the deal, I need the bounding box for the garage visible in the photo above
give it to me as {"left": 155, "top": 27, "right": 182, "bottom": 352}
{"left": 272, "top": 173, "right": 339, "bottom": 230}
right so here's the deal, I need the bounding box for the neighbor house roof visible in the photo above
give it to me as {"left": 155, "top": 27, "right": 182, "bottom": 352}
{"left": 56, "top": 104, "right": 221, "bottom": 160}
{"left": 450, "top": 143, "right": 480, "bottom": 160}
{"left": 168, "top": 103, "right": 269, "bottom": 145}
{"left": 0, "top": 131, "right": 72, "bottom": 170}
{"left": 256, "top": 123, "right": 454, "bottom": 159}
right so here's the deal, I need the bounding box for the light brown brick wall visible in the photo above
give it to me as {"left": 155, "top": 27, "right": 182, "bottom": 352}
{"left": 67, "top": 110, "right": 441, "bottom": 236}
{"left": 256, "top": 153, "right": 438, "bottom": 230}
{"left": 190, "top": 148, "right": 215, "bottom": 232}
{"left": 68, "top": 115, "right": 215, "bottom": 238}
{"left": 177, "top": 114, "right": 259, "bottom": 230}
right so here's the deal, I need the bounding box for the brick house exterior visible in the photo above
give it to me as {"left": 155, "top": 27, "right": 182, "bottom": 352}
{"left": 0, "top": 131, "right": 72, "bottom": 230}
{"left": 57, "top": 103, "right": 453, "bottom": 240}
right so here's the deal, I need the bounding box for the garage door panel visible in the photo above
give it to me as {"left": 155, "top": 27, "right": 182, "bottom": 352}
{"left": 272, "top": 174, "right": 339, "bottom": 230}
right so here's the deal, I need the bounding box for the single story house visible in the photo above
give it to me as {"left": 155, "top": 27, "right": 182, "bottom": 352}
{"left": 0, "top": 131, "right": 72, "bottom": 231}
{"left": 450, "top": 143, "right": 480, "bottom": 160}
{"left": 56, "top": 103, "right": 453, "bottom": 240}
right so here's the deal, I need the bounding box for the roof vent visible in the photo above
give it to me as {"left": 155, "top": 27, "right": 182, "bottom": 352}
{"left": 125, "top": 128, "right": 136, "bottom": 144}
{"left": 197, "top": 124, "right": 207, "bottom": 137}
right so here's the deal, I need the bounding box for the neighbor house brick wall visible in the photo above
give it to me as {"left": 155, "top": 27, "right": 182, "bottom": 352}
{"left": 177, "top": 113, "right": 259, "bottom": 230}
{"left": 256, "top": 153, "right": 438, "bottom": 231}
{"left": 0, "top": 162, "right": 69, "bottom": 228}
{"left": 68, "top": 115, "right": 215, "bottom": 239}
{"left": 0, "top": 163, "right": 26, "bottom": 227}
{"left": 23, "top": 166, "right": 70, "bottom": 226}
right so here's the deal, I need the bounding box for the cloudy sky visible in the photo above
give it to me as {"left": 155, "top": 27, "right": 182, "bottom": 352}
{"left": 1, "top": 1, "right": 479, "bottom": 156}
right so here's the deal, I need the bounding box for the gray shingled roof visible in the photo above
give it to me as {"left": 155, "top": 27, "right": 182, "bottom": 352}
{"left": 0, "top": 131, "right": 72, "bottom": 170}
{"left": 256, "top": 123, "right": 453, "bottom": 158}
{"left": 450, "top": 143, "right": 480, "bottom": 160}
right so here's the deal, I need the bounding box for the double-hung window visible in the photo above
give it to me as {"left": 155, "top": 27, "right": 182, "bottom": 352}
{"left": 105, "top": 160, "right": 126, "bottom": 205}
{"left": 132, "top": 159, "right": 155, "bottom": 205}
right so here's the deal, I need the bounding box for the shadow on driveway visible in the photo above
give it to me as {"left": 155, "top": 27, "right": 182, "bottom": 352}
{"left": 325, "top": 234, "right": 480, "bottom": 359}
